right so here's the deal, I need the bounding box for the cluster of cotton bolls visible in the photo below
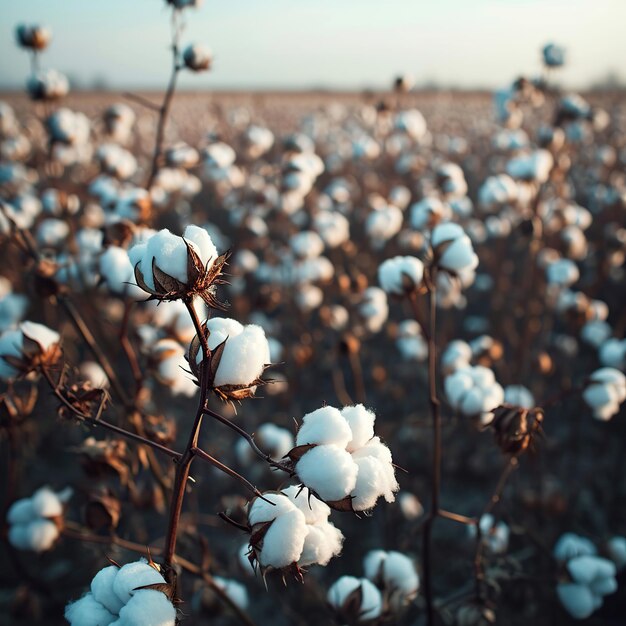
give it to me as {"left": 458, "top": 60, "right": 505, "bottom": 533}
{"left": 246, "top": 486, "right": 344, "bottom": 571}
{"left": 467, "top": 514, "right": 510, "bottom": 554}
{"left": 363, "top": 550, "right": 420, "bottom": 610}
{"left": 553, "top": 533, "right": 621, "bottom": 619}
{"left": 65, "top": 559, "right": 176, "bottom": 626}
{"left": 444, "top": 365, "right": 505, "bottom": 425}
{"left": 582, "top": 367, "right": 626, "bottom": 421}
{"left": 290, "top": 404, "right": 398, "bottom": 511}
{"left": 7, "top": 486, "right": 71, "bottom": 552}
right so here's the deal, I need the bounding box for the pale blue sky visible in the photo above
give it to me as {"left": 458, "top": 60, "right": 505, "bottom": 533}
{"left": 0, "top": 0, "right": 624, "bottom": 90}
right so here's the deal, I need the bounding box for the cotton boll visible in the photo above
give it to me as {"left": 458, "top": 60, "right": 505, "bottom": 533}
{"left": 351, "top": 455, "right": 393, "bottom": 511}
{"left": 248, "top": 492, "right": 296, "bottom": 525}
{"left": 557, "top": 583, "right": 596, "bottom": 620}
{"left": 504, "top": 385, "right": 535, "bottom": 409}
{"left": 99, "top": 247, "right": 144, "bottom": 299}
{"left": 79, "top": 361, "right": 109, "bottom": 389}
{"left": 21, "top": 320, "right": 60, "bottom": 352}
{"left": 114, "top": 589, "right": 176, "bottom": 626}
{"left": 600, "top": 339, "right": 626, "bottom": 370}
{"left": 378, "top": 256, "right": 424, "bottom": 295}
{"left": 203, "top": 318, "right": 270, "bottom": 388}
{"left": 553, "top": 533, "right": 597, "bottom": 563}
{"left": 91, "top": 566, "right": 125, "bottom": 615}
{"left": 547, "top": 259, "right": 579, "bottom": 287}
{"left": 313, "top": 211, "right": 349, "bottom": 248}
{"left": 379, "top": 551, "right": 419, "bottom": 597}
{"left": 112, "top": 560, "right": 166, "bottom": 605}
{"left": 282, "top": 485, "right": 331, "bottom": 524}
{"left": 607, "top": 537, "right": 626, "bottom": 570}
{"left": 327, "top": 576, "right": 383, "bottom": 622}
{"left": 256, "top": 508, "right": 307, "bottom": 568}
{"left": 213, "top": 577, "right": 249, "bottom": 610}
{"left": 299, "top": 521, "right": 344, "bottom": 566}
{"left": 291, "top": 231, "right": 324, "bottom": 259}
{"left": 441, "top": 340, "right": 472, "bottom": 373}
{"left": 31, "top": 486, "right": 63, "bottom": 518}
{"left": 36, "top": 218, "right": 70, "bottom": 248}
{"left": 23, "top": 518, "right": 59, "bottom": 552}
{"left": 341, "top": 404, "right": 375, "bottom": 452}
{"left": 296, "top": 445, "right": 358, "bottom": 502}
{"left": 65, "top": 592, "right": 117, "bottom": 626}
{"left": 351, "top": 439, "right": 398, "bottom": 503}
{"left": 183, "top": 225, "right": 218, "bottom": 269}
{"left": 581, "top": 320, "right": 612, "bottom": 349}
{"left": 296, "top": 406, "right": 353, "bottom": 448}
{"left": 254, "top": 423, "right": 294, "bottom": 461}
{"left": 295, "top": 284, "right": 324, "bottom": 312}
{"left": 398, "top": 492, "right": 424, "bottom": 520}
{"left": 7, "top": 498, "right": 36, "bottom": 525}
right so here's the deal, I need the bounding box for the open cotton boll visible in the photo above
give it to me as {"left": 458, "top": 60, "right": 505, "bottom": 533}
{"left": 607, "top": 537, "right": 626, "bottom": 570}
{"left": 91, "top": 566, "right": 125, "bottom": 615}
{"left": 363, "top": 550, "right": 387, "bottom": 580}
{"left": 203, "top": 318, "right": 270, "bottom": 388}
{"left": 282, "top": 485, "right": 331, "bottom": 524}
{"left": 31, "top": 486, "right": 63, "bottom": 518}
{"left": 7, "top": 498, "right": 36, "bottom": 525}
{"left": 367, "top": 551, "right": 419, "bottom": 597}
{"left": 79, "top": 361, "right": 109, "bottom": 389}
{"left": 22, "top": 518, "right": 59, "bottom": 552}
{"left": 341, "top": 404, "right": 375, "bottom": 452}
{"left": 313, "top": 211, "right": 349, "bottom": 248}
{"left": 378, "top": 256, "right": 424, "bottom": 295}
{"left": 213, "top": 577, "right": 249, "bottom": 610}
{"left": 328, "top": 576, "right": 383, "bottom": 622}
{"left": 36, "top": 218, "right": 70, "bottom": 248}
{"left": 441, "top": 340, "right": 472, "bottom": 373}
{"left": 547, "top": 259, "right": 579, "bottom": 287}
{"left": 299, "top": 521, "right": 344, "bottom": 566}
{"left": 294, "top": 284, "right": 324, "bottom": 313}
{"left": 256, "top": 508, "right": 307, "bottom": 569}
{"left": 144, "top": 229, "right": 190, "bottom": 286}
{"left": 20, "top": 320, "right": 60, "bottom": 351}
{"left": 469, "top": 514, "right": 510, "bottom": 554}
{"left": 557, "top": 583, "right": 597, "bottom": 620}
{"left": 255, "top": 423, "right": 294, "bottom": 461}
{"left": 296, "top": 405, "right": 353, "bottom": 448}
{"left": 567, "top": 555, "right": 616, "bottom": 588}
{"left": 291, "top": 231, "right": 324, "bottom": 259}
{"left": 65, "top": 592, "right": 116, "bottom": 626}
{"left": 554, "top": 533, "right": 597, "bottom": 563}
{"left": 248, "top": 492, "right": 296, "bottom": 525}
{"left": 296, "top": 445, "right": 358, "bottom": 502}
{"left": 114, "top": 589, "right": 176, "bottom": 626}
{"left": 350, "top": 456, "right": 394, "bottom": 511}
{"left": 504, "top": 385, "right": 535, "bottom": 409}
{"left": 99, "top": 247, "right": 144, "bottom": 299}
{"left": 182, "top": 225, "right": 218, "bottom": 269}
{"left": 112, "top": 560, "right": 166, "bottom": 605}
{"left": 600, "top": 338, "right": 626, "bottom": 370}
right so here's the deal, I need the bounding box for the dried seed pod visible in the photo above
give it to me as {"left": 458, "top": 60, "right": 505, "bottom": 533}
{"left": 490, "top": 404, "right": 543, "bottom": 454}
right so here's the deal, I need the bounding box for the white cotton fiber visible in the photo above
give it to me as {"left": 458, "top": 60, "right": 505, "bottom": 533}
{"left": 113, "top": 589, "right": 176, "bottom": 626}
{"left": 20, "top": 321, "right": 60, "bottom": 351}
{"left": 382, "top": 552, "right": 419, "bottom": 594}
{"left": 65, "top": 592, "right": 117, "bottom": 626}
{"left": 213, "top": 576, "right": 249, "bottom": 610}
{"left": 249, "top": 492, "right": 296, "bottom": 525}
{"left": 25, "top": 519, "right": 59, "bottom": 552}
{"left": 298, "top": 521, "right": 344, "bottom": 567}
{"left": 183, "top": 224, "right": 218, "bottom": 268}
{"left": 296, "top": 406, "right": 353, "bottom": 448}
{"left": 256, "top": 509, "right": 307, "bottom": 568}
{"left": 557, "top": 583, "right": 595, "bottom": 620}
{"left": 204, "top": 318, "right": 270, "bottom": 388}
{"left": 296, "top": 445, "right": 358, "bottom": 502}
{"left": 327, "top": 576, "right": 383, "bottom": 621}
{"left": 341, "top": 404, "right": 375, "bottom": 452}
{"left": 7, "top": 498, "right": 35, "bottom": 524}
{"left": 31, "top": 486, "right": 63, "bottom": 518}
{"left": 91, "top": 565, "right": 125, "bottom": 615}
{"left": 112, "top": 560, "right": 166, "bottom": 605}
{"left": 351, "top": 456, "right": 391, "bottom": 511}
{"left": 282, "top": 485, "right": 330, "bottom": 524}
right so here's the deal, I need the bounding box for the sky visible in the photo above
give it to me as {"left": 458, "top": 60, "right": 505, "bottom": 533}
{"left": 0, "top": 0, "right": 624, "bottom": 91}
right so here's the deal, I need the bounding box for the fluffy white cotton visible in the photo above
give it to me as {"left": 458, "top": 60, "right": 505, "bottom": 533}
{"left": 599, "top": 338, "right": 626, "bottom": 370}
{"left": 504, "top": 385, "right": 535, "bottom": 409}
{"left": 364, "top": 550, "right": 419, "bottom": 598}
{"left": 431, "top": 222, "right": 478, "bottom": 276}
{"left": 237, "top": 423, "right": 293, "bottom": 464}
{"left": 20, "top": 320, "right": 60, "bottom": 352}
{"left": 91, "top": 566, "right": 125, "bottom": 614}
{"left": 114, "top": 589, "right": 176, "bottom": 626}
{"left": 547, "top": 258, "right": 579, "bottom": 287}
{"left": 441, "top": 340, "right": 472, "bottom": 373}
{"left": 583, "top": 367, "right": 626, "bottom": 420}
{"left": 296, "top": 445, "right": 359, "bottom": 502}
{"left": 213, "top": 577, "right": 249, "bottom": 610}
{"left": 100, "top": 247, "right": 144, "bottom": 299}
{"left": 299, "top": 522, "right": 344, "bottom": 567}
{"left": 112, "top": 560, "right": 167, "bottom": 605}
{"left": 65, "top": 592, "right": 117, "bottom": 626}
{"left": 468, "top": 514, "right": 510, "bottom": 554}
{"left": 341, "top": 405, "right": 375, "bottom": 452}
{"left": 151, "top": 339, "right": 197, "bottom": 397}
{"left": 365, "top": 204, "right": 403, "bottom": 247}
{"left": 445, "top": 365, "right": 504, "bottom": 424}
{"left": 282, "top": 485, "right": 331, "bottom": 524}
{"left": 256, "top": 508, "right": 307, "bottom": 568}
{"left": 203, "top": 317, "right": 270, "bottom": 388}
{"left": 291, "top": 231, "right": 324, "bottom": 259}
{"left": 327, "top": 576, "right": 383, "bottom": 621}
{"left": 350, "top": 438, "right": 399, "bottom": 510}
{"left": 248, "top": 492, "right": 297, "bottom": 525}
{"left": 313, "top": 211, "right": 350, "bottom": 248}
{"left": 396, "top": 320, "right": 428, "bottom": 361}
{"left": 554, "top": 533, "right": 597, "bottom": 563}
{"left": 607, "top": 537, "right": 626, "bottom": 571}
{"left": 378, "top": 256, "right": 424, "bottom": 295}
{"left": 296, "top": 406, "right": 353, "bottom": 448}
{"left": 359, "top": 287, "right": 389, "bottom": 333}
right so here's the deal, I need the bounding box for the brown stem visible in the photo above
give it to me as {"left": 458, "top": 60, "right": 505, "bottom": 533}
{"left": 421, "top": 275, "right": 440, "bottom": 626}
{"left": 162, "top": 298, "right": 210, "bottom": 578}
{"left": 348, "top": 348, "right": 366, "bottom": 404}
{"left": 146, "top": 9, "right": 182, "bottom": 189}
{"left": 438, "top": 509, "right": 476, "bottom": 526}
{"left": 119, "top": 300, "right": 143, "bottom": 397}
{"left": 473, "top": 455, "right": 519, "bottom": 602}
{"left": 122, "top": 91, "right": 161, "bottom": 113}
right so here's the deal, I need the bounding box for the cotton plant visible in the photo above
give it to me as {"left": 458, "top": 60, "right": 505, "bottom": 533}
{"left": 582, "top": 367, "right": 626, "bottom": 420}
{"left": 557, "top": 555, "right": 617, "bottom": 620}
{"left": 0, "top": 320, "right": 61, "bottom": 380}
{"left": 188, "top": 317, "right": 271, "bottom": 401}
{"left": 286, "top": 404, "right": 398, "bottom": 512}
{"left": 444, "top": 365, "right": 504, "bottom": 425}
{"left": 363, "top": 550, "right": 420, "bottom": 611}
{"left": 7, "top": 486, "right": 71, "bottom": 552}
{"left": 377, "top": 256, "right": 424, "bottom": 296}
{"left": 65, "top": 559, "right": 176, "bottom": 626}
{"left": 246, "top": 487, "right": 344, "bottom": 573}
{"left": 467, "top": 514, "right": 510, "bottom": 554}
{"left": 327, "top": 576, "right": 383, "bottom": 624}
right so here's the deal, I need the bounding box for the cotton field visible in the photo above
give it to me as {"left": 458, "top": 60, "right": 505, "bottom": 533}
{"left": 1, "top": 2, "right": 626, "bottom": 626}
